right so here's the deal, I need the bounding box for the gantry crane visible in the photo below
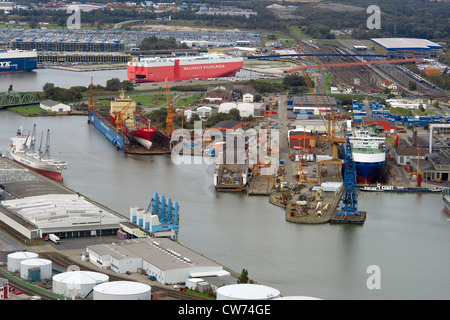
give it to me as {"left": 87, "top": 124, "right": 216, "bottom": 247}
{"left": 337, "top": 137, "right": 362, "bottom": 216}
{"left": 165, "top": 77, "right": 176, "bottom": 137}
{"left": 301, "top": 69, "right": 345, "bottom": 183}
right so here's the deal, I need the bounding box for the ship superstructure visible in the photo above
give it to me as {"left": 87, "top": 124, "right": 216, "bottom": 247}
{"left": 0, "top": 50, "right": 37, "bottom": 73}
{"left": 348, "top": 128, "right": 386, "bottom": 184}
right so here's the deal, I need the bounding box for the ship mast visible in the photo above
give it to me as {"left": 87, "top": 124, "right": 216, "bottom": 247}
{"left": 28, "top": 124, "right": 37, "bottom": 152}
{"left": 38, "top": 131, "right": 43, "bottom": 158}
{"left": 42, "top": 129, "right": 51, "bottom": 159}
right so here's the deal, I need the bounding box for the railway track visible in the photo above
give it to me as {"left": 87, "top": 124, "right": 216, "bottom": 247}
{"left": 296, "top": 42, "right": 384, "bottom": 92}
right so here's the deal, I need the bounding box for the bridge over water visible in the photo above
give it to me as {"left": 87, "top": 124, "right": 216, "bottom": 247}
{"left": 0, "top": 91, "right": 40, "bottom": 109}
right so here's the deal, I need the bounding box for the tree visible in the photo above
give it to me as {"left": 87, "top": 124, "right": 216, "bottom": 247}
{"left": 237, "top": 268, "right": 249, "bottom": 284}
{"left": 408, "top": 81, "right": 417, "bottom": 91}
{"left": 228, "top": 108, "right": 241, "bottom": 121}
{"left": 121, "top": 80, "right": 134, "bottom": 91}
{"left": 106, "top": 78, "right": 122, "bottom": 91}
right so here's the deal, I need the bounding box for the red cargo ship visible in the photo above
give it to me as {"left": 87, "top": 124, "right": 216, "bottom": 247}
{"left": 127, "top": 53, "right": 243, "bottom": 83}
{"left": 110, "top": 91, "right": 157, "bottom": 150}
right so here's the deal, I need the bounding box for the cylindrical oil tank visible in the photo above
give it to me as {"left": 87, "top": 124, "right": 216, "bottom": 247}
{"left": 20, "top": 258, "right": 52, "bottom": 280}
{"left": 53, "top": 271, "right": 110, "bottom": 299}
{"left": 7, "top": 251, "right": 39, "bottom": 273}
{"left": 216, "top": 284, "right": 280, "bottom": 300}
{"left": 93, "top": 281, "right": 151, "bottom": 300}
{"left": 28, "top": 268, "right": 41, "bottom": 282}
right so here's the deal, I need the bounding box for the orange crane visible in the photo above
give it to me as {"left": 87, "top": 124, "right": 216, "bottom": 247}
{"left": 301, "top": 69, "right": 345, "bottom": 183}
{"left": 88, "top": 77, "right": 94, "bottom": 111}
{"left": 165, "top": 77, "right": 176, "bottom": 137}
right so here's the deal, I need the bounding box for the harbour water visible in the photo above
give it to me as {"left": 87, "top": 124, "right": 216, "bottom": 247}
{"left": 0, "top": 68, "right": 263, "bottom": 92}
{"left": 0, "top": 111, "right": 449, "bottom": 300}
{"left": 0, "top": 68, "right": 129, "bottom": 92}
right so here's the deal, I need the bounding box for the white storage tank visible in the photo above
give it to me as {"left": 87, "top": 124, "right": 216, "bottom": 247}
{"left": 7, "top": 251, "right": 39, "bottom": 273}
{"left": 53, "top": 271, "right": 109, "bottom": 299}
{"left": 216, "top": 284, "right": 280, "bottom": 300}
{"left": 20, "top": 258, "right": 52, "bottom": 281}
{"left": 93, "top": 281, "right": 151, "bottom": 300}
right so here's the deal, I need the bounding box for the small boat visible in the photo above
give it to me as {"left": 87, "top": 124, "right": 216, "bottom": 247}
{"left": 360, "top": 184, "right": 394, "bottom": 192}
{"left": 8, "top": 125, "right": 67, "bottom": 181}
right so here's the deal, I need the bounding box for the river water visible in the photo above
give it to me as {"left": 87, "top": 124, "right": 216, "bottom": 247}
{"left": 0, "top": 111, "right": 449, "bottom": 300}
{"left": 0, "top": 67, "right": 263, "bottom": 92}
{"left": 1, "top": 68, "right": 450, "bottom": 299}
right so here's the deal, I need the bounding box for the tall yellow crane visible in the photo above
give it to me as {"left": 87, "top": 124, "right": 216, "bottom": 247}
{"left": 89, "top": 77, "right": 94, "bottom": 111}
{"left": 165, "top": 77, "right": 176, "bottom": 137}
{"left": 301, "top": 69, "right": 345, "bottom": 182}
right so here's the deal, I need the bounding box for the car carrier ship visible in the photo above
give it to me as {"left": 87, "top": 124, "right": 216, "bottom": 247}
{"left": 0, "top": 50, "right": 37, "bottom": 73}
{"left": 127, "top": 53, "right": 243, "bottom": 83}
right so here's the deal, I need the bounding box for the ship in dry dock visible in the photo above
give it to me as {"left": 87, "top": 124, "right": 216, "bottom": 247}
{"left": 87, "top": 89, "right": 170, "bottom": 154}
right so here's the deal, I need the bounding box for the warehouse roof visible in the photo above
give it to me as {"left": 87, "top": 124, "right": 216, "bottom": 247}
{"left": 87, "top": 237, "right": 222, "bottom": 271}
{"left": 1, "top": 194, "right": 126, "bottom": 232}
{"left": 371, "top": 38, "right": 442, "bottom": 50}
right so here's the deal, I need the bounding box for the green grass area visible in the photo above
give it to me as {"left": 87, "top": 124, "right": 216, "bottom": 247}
{"left": 175, "top": 94, "right": 203, "bottom": 108}
{"left": 388, "top": 107, "right": 410, "bottom": 116}
{"left": 267, "top": 31, "right": 296, "bottom": 46}
{"left": 8, "top": 106, "right": 48, "bottom": 115}
{"left": 289, "top": 26, "right": 311, "bottom": 40}
{"left": 0, "top": 24, "right": 30, "bottom": 29}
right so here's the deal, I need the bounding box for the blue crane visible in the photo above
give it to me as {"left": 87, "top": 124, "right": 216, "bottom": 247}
{"left": 147, "top": 192, "right": 179, "bottom": 238}
{"left": 337, "top": 137, "right": 362, "bottom": 216}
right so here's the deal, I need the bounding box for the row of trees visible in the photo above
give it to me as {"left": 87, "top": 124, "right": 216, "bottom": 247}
{"left": 139, "top": 36, "right": 189, "bottom": 51}
{"left": 42, "top": 78, "right": 134, "bottom": 102}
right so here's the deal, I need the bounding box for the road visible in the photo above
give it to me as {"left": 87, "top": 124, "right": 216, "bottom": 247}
{"left": 276, "top": 94, "right": 296, "bottom": 184}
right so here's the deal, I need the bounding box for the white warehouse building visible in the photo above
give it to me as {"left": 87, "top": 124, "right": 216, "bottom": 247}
{"left": 86, "top": 237, "right": 227, "bottom": 285}
{"left": 40, "top": 99, "right": 71, "bottom": 113}
{"left": 218, "top": 102, "right": 255, "bottom": 117}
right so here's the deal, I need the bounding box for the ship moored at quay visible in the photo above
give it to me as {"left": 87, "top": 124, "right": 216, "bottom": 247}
{"left": 127, "top": 53, "right": 244, "bottom": 83}
{"left": 0, "top": 49, "right": 37, "bottom": 73}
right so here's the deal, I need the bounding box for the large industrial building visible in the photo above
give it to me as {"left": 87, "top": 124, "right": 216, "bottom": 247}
{"left": 11, "top": 38, "right": 125, "bottom": 52}
{"left": 0, "top": 156, "right": 127, "bottom": 240}
{"left": 370, "top": 38, "right": 443, "bottom": 59}
{"left": 85, "top": 237, "right": 229, "bottom": 285}
{"left": 0, "top": 194, "right": 126, "bottom": 239}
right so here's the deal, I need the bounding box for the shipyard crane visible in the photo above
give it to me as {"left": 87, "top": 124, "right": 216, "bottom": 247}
{"left": 88, "top": 77, "right": 94, "bottom": 111}
{"left": 337, "top": 137, "right": 362, "bottom": 216}
{"left": 165, "top": 77, "right": 176, "bottom": 137}
{"left": 301, "top": 69, "right": 345, "bottom": 183}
